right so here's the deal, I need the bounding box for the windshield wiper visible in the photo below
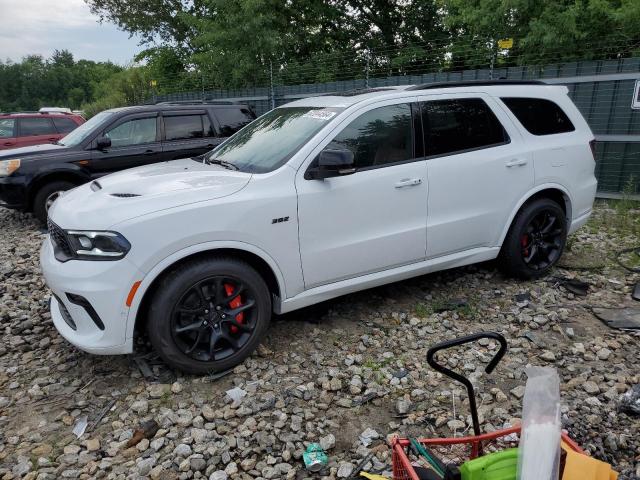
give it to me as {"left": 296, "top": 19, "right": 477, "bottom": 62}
{"left": 205, "top": 157, "right": 238, "bottom": 171}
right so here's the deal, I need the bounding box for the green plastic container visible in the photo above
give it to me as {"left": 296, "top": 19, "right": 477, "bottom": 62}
{"left": 459, "top": 448, "right": 518, "bottom": 480}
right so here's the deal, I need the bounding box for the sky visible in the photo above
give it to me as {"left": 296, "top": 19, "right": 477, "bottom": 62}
{"left": 0, "top": 0, "right": 143, "bottom": 65}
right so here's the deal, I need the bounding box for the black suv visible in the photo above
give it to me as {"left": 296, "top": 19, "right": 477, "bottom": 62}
{"left": 0, "top": 102, "right": 255, "bottom": 222}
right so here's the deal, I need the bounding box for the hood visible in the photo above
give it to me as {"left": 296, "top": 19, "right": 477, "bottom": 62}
{"left": 49, "top": 158, "right": 252, "bottom": 229}
{"left": 0, "top": 143, "right": 69, "bottom": 159}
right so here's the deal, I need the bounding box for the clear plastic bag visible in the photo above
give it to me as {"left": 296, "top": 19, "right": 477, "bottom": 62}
{"left": 517, "top": 366, "right": 562, "bottom": 480}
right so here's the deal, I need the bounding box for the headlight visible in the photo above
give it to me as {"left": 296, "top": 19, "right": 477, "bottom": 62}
{"left": 0, "top": 159, "right": 20, "bottom": 176}
{"left": 65, "top": 230, "right": 131, "bottom": 260}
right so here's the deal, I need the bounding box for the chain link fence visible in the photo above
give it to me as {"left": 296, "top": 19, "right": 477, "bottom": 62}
{"left": 148, "top": 40, "right": 640, "bottom": 196}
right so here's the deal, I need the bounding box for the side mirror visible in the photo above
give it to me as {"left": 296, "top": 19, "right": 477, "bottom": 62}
{"left": 96, "top": 136, "right": 111, "bottom": 150}
{"left": 307, "top": 148, "right": 356, "bottom": 180}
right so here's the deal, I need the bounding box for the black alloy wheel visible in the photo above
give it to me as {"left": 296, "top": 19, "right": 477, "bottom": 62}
{"left": 171, "top": 276, "right": 256, "bottom": 362}
{"left": 148, "top": 257, "right": 271, "bottom": 374}
{"left": 519, "top": 210, "right": 564, "bottom": 270}
{"left": 499, "top": 198, "right": 567, "bottom": 279}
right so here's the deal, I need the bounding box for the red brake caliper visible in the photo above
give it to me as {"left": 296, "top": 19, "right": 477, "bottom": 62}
{"left": 521, "top": 234, "right": 529, "bottom": 257}
{"left": 224, "top": 284, "right": 244, "bottom": 334}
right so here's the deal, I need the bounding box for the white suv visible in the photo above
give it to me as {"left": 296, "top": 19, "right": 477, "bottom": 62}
{"left": 41, "top": 81, "right": 597, "bottom": 373}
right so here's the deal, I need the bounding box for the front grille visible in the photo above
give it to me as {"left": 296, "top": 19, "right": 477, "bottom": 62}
{"left": 54, "top": 295, "right": 77, "bottom": 330}
{"left": 47, "top": 219, "right": 74, "bottom": 259}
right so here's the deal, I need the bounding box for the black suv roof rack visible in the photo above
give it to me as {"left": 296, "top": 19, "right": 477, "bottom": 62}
{"left": 405, "top": 79, "right": 547, "bottom": 91}
{"left": 155, "top": 100, "right": 243, "bottom": 106}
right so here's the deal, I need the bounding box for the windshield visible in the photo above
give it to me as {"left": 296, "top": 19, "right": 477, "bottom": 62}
{"left": 58, "top": 111, "right": 115, "bottom": 147}
{"left": 204, "top": 106, "right": 344, "bottom": 173}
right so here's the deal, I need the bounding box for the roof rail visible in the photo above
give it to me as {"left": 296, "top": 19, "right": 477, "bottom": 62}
{"left": 155, "top": 100, "right": 242, "bottom": 106}
{"left": 405, "top": 79, "right": 547, "bottom": 91}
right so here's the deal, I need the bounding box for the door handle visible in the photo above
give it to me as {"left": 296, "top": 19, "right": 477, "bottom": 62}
{"left": 3, "top": 142, "right": 14, "bottom": 146}
{"left": 144, "top": 149, "right": 157, "bottom": 155}
{"left": 395, "top": 178, "right": 422, "bottom": 188}
{"left": 505, "top": 158, "right": 528, "bottom": 168}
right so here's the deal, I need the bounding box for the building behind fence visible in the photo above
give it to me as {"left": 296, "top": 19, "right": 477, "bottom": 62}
{"left": 154, "top": 57, "right": 640, "bottom": 196}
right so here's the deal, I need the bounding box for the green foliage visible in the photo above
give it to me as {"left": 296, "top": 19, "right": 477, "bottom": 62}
{"left": 0, "top": 50, "right": 122, "bottom": 112}
{"left": 5, "top": 1, "right": 640, "bottom": 111}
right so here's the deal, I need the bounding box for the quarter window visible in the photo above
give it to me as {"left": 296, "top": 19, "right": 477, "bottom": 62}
{"left": 501, "top": 97, "right": 575, "bottom": 135}
{"left": 0, "top": 119, "right": 15, "bottom": 138}
{"left": 52, "top": 117, "right": 78, "bottom": 133}
{"left": 330, "top": 104, "right": 413, "bottom": 169}
{"left": 421, "top": 98, "right": 509, "bottom": 157}
{"left": 105, "top": 117, "right": 157, "bottom": 147}
{"left": 19, "top": 117, "right": 56, "bottom": 136}
{"left": 216, "top": 108, "right": 255, "bottom": 136}
{"left": 164, "top": 115, "right": 204, "bottom": 141}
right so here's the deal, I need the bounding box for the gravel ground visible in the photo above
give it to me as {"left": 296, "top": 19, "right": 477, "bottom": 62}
{"left": 0, "top": 203, "right": 639, "bottom": 480}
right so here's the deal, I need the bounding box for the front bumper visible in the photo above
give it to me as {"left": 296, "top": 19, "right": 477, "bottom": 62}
{"left": 41, "top": 237, "right": 144, "bottom": 355}
{"left": 0, "top": 176, "right": 28, "bottom": 210}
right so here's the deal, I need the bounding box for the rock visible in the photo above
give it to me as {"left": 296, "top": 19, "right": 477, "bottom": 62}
{"left": 171, "top": 382, "right": 183, "bottom": 394}
{"left": 597, "top": 348, "right": 612, "bottom": 360}
{"left": 148, "top": 384, "right": 168, "bottom": 398}
{"left": 540, "top": 350, "right": 556, "bottom": 362}
{"left": 86, "top": 438, "right": 100, "bottom": 452}
{"left": 12, "top": 461, "right": 31, "bottom": 477}
{"left": 190, "top": 457, "right": 207, "bottom": 471}
{"left": 337, "top": 462, "right": 355, "bottom": 478}
{"left": 583, "top": 381, "right": 600, "bottom": 395}
{"left": 173, "top": 443, "right": 192, "bottom": 457}
{"left": 224, "top": 462, "right": 238, "bottom": 475}
{"left": 209, "top": 471, "right": 228, "bottom": 480}
{"left": 319, "top": 433, "right": 336, "bottom": 451}
{"left": 202, "top": 404, "right": 216, "bottom": 421}
{"left": 510, "top": 385, "right": 526, "bottom": 399}
{"left": 131, "top": 399, "right": 149, "bottom": 415}
{"left": 138, "top": 458, "right": 155, "bottom": 476}
{"left": 447, "top": 419, "right": 465, "bottom": 431}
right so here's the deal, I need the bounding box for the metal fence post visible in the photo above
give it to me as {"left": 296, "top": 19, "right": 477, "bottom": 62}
{"left": 269, "top": 60, "right": 275, "bottom": 110}
{"left": 365, "top": 50, "right": 370, "bottom": 88}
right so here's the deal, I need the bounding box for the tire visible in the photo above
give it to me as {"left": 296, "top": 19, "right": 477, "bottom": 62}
{"left": 33, "top": 180, "right": 76, "bottom": 223}
{"left": 147, "top": 256, "right": 271, "bottom": 374}
{"left": 498, "top": 198, "right": 567, "bottom": 279}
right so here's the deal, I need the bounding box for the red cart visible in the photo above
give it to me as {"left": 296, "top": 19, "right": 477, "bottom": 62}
{"left": 391, "top": 332, "right": 584, "bottom": 480}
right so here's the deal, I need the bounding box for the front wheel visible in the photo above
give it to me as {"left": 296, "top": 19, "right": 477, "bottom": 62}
{"left": 499, "top": 198, "right": 567, "bottom": 279}
{"left": 33, "top": 180, "right": 76, "bottom": 223}
{"left": 147, "top": 257, "right": 271, "bottom": 374}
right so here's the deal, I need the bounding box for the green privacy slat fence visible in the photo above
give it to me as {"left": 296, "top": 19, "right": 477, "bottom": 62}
{"left": 153, "top": 57, "right": 640, "bottom": 195}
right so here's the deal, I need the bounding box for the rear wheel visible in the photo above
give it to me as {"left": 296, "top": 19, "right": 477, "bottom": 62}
{"left": 499, "top": 198, "right": 567, "bottom": 279}
{"left": 147, "top": 257, "right": 271, "bottom": 374}
{"left": 33, "top": 180, "right": 76, "bottom": 223}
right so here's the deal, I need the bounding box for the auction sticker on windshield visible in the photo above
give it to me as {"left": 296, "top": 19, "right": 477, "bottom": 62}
{"left": 302, "top": 110, "right": 337, "bottom": 121}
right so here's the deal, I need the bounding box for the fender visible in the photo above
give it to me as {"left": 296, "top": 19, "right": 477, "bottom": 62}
{"left": 497, "top": 182, "right": 573, "bottom": 247}
{"left": 27, "top": 165, "right": 91, "bottom": 198}
{"left": 124, "top": 240, "right": 288, "bottom": 341}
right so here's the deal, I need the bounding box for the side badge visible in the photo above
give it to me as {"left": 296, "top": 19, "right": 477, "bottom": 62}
{"left": 272, "top": 216, "right": 290, "bottom": 224}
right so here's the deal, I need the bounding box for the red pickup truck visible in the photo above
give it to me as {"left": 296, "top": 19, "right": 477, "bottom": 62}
{"left": 0, "top": 110, "right": 85, "bottom": 150}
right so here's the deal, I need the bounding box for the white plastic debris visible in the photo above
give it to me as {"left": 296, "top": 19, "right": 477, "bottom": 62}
{"left": 516, "top": 367, "right": 561, "bottom": 480}
{"left": 72, "top": 415, "right": 88, "bottom": 438}
{"left": 226, "top": 387, "right": 247, "bottom": 403}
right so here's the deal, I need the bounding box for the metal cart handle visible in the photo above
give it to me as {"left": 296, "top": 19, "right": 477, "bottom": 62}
{"left": 426, "top": 332, "right": 508, "bottom": 437}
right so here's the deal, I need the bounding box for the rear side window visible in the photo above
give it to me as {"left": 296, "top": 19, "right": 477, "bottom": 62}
{"left": 421, "top": 98, "right": 508, "bottom": 157}
{"left": 19, "top": 117, "right": 56, "bottom": 136}
{"left": 164, "top": 115, "right": 204, "bottom": 141}
{"left": 330, "top": 103, "right": 413, "bottom": 169}
{"left": 501, "top": 97, "right": 575, "bottom": 135}
{"left": 0, "top": 118, "right": 15, "bottom": 138}
{"left": 215, "top": 108, "right": 255, "bottom": 136}
{"left": 52, "top": 117, "right": 78, "bottom": 134}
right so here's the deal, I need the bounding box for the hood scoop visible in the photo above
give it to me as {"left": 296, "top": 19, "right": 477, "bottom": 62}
{"left": 110, "top": 193, "right": 141, "bottom": 198}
